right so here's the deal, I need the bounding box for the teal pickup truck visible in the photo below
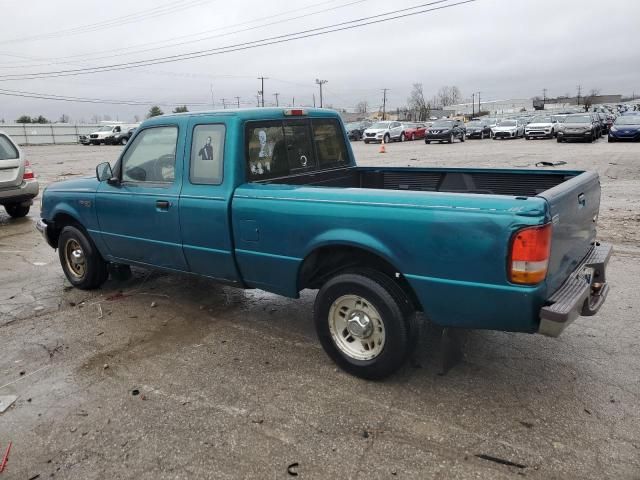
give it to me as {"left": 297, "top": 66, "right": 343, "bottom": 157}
{"left": 37, "top": 108, "right": 612, "bottom": 379}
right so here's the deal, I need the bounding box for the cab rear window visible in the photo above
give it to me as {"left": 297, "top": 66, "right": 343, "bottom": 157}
{"left": 0, "top": 135, "right": 18, "bottom": 160}
{"left": 245, "top": 118, "right": 348, "bottom": 181}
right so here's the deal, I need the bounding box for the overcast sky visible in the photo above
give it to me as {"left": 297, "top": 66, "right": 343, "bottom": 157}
{"left": 0, "top": 0, "right": 639, "bottom": 122}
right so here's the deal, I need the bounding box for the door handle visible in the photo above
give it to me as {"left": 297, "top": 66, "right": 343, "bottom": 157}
{"left": 578, "top": 193, "right": 586, "bottom": 207}
{"left": 156, "top": 200, "right": 171, "bottom": 210}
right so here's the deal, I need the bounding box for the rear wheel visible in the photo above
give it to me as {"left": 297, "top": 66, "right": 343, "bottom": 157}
{"left": 314, "top": 269, "right": 416, "bottom": 380}
{"left": 4, "top": 203, "right": 30, "bottom": 218}
{"left": 460, "top": 132, "right": 465, "bottom": 142}
{"left": 58, "top": 225, "right": 108, "bottom": 290}
{"left": 120, "top": 137, "right": 128, "bottom": 145}
{"left": 480, "top": 132, "right": 484, "bottom": 140}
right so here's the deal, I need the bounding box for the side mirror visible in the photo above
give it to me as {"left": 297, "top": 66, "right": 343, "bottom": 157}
{"left": 96, "top": 162, "right": 116, "bottom": 184}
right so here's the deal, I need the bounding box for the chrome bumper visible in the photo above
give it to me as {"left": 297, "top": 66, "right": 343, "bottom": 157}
{"left": 539, "top": 243, "right": 612, "bottom": 337}
{"left": 36, "top": 218, "right": 56, "bottom": 248}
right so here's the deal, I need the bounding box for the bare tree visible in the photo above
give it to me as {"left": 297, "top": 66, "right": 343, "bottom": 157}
{"left": 355, "top": 101, "right": 369, "bottom": 114}
{"left": 133, "top": 115, "right": 140, "bottom": 122}
{"left": 407, "top": 83, "right": 430, "bottom": 121}
{"left": 584, "top": 88, "right": 601, "bottom": 111}
{"left": 437, "top": 86, "right": 462, "bottom": 107}
{"left": 59, "top": 114, "right": 70, "bottom": 123}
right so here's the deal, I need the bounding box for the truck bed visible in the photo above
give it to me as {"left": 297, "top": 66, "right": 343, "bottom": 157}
{"left": 258, "top": 166, "right": 578, "bottom": 197}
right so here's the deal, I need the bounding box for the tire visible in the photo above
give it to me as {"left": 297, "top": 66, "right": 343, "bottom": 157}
{"left": 400, "top": 132, "right": 406, "bottom": 142}
{"left": 364, "top": 140, "right": 369, "bottom": 144}
{"left": 425, "top": 140, "right": 430, "bottom": 144}
{"left": 314, "top": 269, "right": 416, "bottom": 380}
{"left": 448, "top": 133, "right": 454, "bottom": 144}
{"left": 4, "top": 203, "right": 30, "bottom": 218}
{"left": 460, "top": 133, "right": 465, "bottom": 142}
{"left": 557, "top": 137, "right": 563, "bottom": 143}
{"left": 383, "top": 134, "right": 390, "bottom": 144}
{"left": 58, "top": 225, "right": 108, "bottom": 290}
{"left": 525, "top": 136, "right": 530, "bottom": 140}
{"left": 480, "top": 132, "right": 484, "bottom": 140}
{"left": 608, "top": 136, "right": 614, "bottom": 143}
{"left": 120, "top": 137, "right": 128, "bottom": 145}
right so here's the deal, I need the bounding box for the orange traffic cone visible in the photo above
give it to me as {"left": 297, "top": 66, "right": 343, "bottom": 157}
{"left": 379, "top": 139, "right": 386, "bottom": 153}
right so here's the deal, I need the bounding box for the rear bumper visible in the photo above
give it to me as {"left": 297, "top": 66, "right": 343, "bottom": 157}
{"left": 0, "top": 180, "right": 39, "bottom": 204}
{"left": 539, "top": 242, "right": 612, "bottom": 337}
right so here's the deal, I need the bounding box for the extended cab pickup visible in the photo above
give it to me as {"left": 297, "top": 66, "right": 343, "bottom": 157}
{"left": 37, "top": 108, "right": 612, "bottom": 379}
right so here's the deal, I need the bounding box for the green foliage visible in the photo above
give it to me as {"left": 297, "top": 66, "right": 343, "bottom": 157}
{"left": 172, "top": 105, "right": 188, "bottom": 113}
{"left": 147, "top": 106, "right": 164, "bottom": 118}
{"left": 16, "top": 115, "right": 32, "bottom": 123}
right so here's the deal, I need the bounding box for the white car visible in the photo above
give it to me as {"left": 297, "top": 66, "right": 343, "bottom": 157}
{"left": 492, "top": 119, "right": 525, "bottom": 140}
{"left": 525, "top": 115, "right": 557, "bottom": 139}
{"left": 84, "top": 123, "right": 139, "bottom": 145}
{"left": 0, "top": 131, "right": 39, "bottom": 218}
{"left": 362, "top": 121, "right": 405, "bottom": 143}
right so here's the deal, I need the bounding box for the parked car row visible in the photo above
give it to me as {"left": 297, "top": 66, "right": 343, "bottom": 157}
{"left": 79, "top": 123, "right": 138, "bottom": 145}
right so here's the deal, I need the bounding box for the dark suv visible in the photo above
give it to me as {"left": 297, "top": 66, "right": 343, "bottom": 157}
{"left": 105, "top": 127, "right": 136, "bottom": 145}
{"left": 425, "top": 119, "right": 466, "bottom": 144}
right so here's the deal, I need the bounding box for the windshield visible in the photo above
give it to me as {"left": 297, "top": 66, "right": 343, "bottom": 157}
{"left": 615, "top": 116, "right": 640, "bottom": 125}
{"left": 345, "top": 123, "right": 359, "bottom": 130}
{"left": 432, "top": 120, "right": 453, "bottom": 128}
{"left": 531, "top": 116, "right": 551, "bottom": 123}
{"left": 551, "top": 115, "right": 566, "bottom": 123}
{"left": 466, "top": 121, "right": 483, "bottom": 127}
{"left": 500, "top": 120, "right": 516, "bottom": 127}
{"left": 0, "top": 134, "right": 19, "bottom": 160}
{"left": 565, "top": 115, "right": 591, "bottom": 123}
{"left": 370, "top": 122, "right": 391, "bottom": 129}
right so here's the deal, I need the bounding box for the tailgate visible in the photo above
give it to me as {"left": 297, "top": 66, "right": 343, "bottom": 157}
{"left": 538, "top": 171, "right": 600, "bottom": 294}
{"left": 0, "top": 134, "right": 22, "bottom": 189}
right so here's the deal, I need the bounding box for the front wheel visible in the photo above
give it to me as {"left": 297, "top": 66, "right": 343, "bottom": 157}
{"left": 480, "top": 132, "right": 484, "bottom": 140}
{"left": 425, "top": 140, "right": 430, "bottom": 144}
{"left": 314, "top": 270, "right": 415, "bottom": 380}
{"left": 4, "top": 203, "right": 30, "bottom": 218}
{"left": 448, "top": 133, "right": 454, "bottom": 144}
{"left": 557, "top": 137, "right": 563, "bottom": 143}
{"left": 608, "top": 136, "right": 614, "bottom": 143}
{"left": 383, "top": 134, "right": 390, "bottom": 144}
{"left": 460, "top": 132, "right": 465, "bottom": 142}
{"left": 364, "top": 139, "right": 369, "bottom": 144}
{"left": 58, "top": 225, "right": 108, "bottom": 290}
{"left": 120, "top": 137, "right": 128, "bottom": 145}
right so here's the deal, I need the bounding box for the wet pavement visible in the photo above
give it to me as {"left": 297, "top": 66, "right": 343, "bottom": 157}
{"left": 1, "top": 140, "right": 639, "bottom": 479}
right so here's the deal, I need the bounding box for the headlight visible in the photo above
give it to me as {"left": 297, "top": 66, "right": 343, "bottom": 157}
{"left": 610, "top": 126, "right": 618, "bottom": 132}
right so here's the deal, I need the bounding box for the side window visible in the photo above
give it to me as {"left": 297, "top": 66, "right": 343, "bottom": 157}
{"left": 312, "top": 119, "right": 348, "bottom": 168}
{"left": 190, "top": 124, "right": 225, "bottom": 185}
{"left": 121, "top": 126, "right": 178, "bottom": 184}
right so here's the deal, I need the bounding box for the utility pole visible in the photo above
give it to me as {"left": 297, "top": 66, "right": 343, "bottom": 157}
{"left": 577, "top": 85, "right": 582, "bottom": 105}
{"left": 315, "top": 79, "right": 328, "bottom": 108}
{"left": 477, "top": 91, "right": 481, "bottom": 114}
{"left": 543, "top": 88, "right": 547, "bottom": 103}
{"left": 472, "top": 93, "right": 475, "bottom": 116}
{"left": 256, "top": 93, "right": 261, "bottom": 107}
{"left": 235, "top": 96, "right": 241, "bottom": 108}
{"left": 221, "top": 98, "right": 227, "bottom": 109}
{"left": 210, "top": 84, "right": 214, "bottom": 109}
{"left": 273, "top": 93, "right": 280, "bottom": 107}
{"left": 381, "top": 88, "right": 389, "bottom": 120}
{"left": 292, "top": 97, "right": 295, "bottom": 107}
{"left": 313, "top": 93, "right": 316, "bottom": 107}
{"left": 257, "top": 76, "right": 268, "bottom": 107}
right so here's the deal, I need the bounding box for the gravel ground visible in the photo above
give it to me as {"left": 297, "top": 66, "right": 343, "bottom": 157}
{"left": 0, "top": 138, "right": 639, "bottom": 479}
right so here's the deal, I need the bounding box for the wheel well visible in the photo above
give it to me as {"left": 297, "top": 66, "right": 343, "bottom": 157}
{"left": 298, "top": 245, "right": 422, "bottom": 311}
{"left": 50, "top": 213, "right": 81, "bottom": 246}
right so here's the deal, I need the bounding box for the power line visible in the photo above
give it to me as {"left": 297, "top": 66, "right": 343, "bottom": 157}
{"left": 0, "top": 0, "right": 478, "bottom": 81}
{"left": 0, "top": 0, "right": 365, "bottom": 69}
{"left": 0, "top": 0, "right": 211, "bottom": 46}
{"left": 0, "top": 87, "right": 211, "bottom": 107}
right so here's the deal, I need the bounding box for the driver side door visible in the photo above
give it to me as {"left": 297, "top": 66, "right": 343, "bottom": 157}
{"left": 95, "top": 124, "right": 189, "bottom": 271}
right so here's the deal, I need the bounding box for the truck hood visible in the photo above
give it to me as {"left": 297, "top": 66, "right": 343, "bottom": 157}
{"left": 45, "top": 176, "right": 99, "bottom": 192}
{"left": 494, "top": 125, "right": 517, "bottom": 131}
{"left": 526, "top": 122, "right": 553, "bottom": 128}
{"left": 364, "top": 128, "right": 388, "bottom": 134}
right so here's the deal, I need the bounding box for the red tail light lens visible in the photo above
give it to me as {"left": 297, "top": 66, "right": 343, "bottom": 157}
{"left": 23, "top": 160, "right": 35, "bottom": 180}
{"left": 509, "top": 224, "right": 552, "bottom": 284}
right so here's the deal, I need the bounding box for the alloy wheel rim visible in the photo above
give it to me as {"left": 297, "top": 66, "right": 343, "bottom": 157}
{"left": 64, "top": 238, "right": 86, "bottom": 279}
{"left": 328, "top": 295, "right": 385, "bottom": 361}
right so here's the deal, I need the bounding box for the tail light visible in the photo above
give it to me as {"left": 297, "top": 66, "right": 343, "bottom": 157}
{"left": 509, "top": 224, "right": 552, "bottom": 284}
{"left": 283, "top": 109, "right": 307, "bottom": 116}
{"left": 23, "top": 160, "right": 35, "bottom": 180}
